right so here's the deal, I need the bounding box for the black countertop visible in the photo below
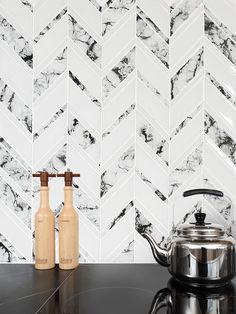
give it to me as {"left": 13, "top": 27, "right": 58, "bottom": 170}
{"left": 1, "top": 264, "right": 236, "bottom": 314}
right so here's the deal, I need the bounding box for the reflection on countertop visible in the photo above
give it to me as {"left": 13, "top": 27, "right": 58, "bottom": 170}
{"left": 1, "top": 264, "right": 236, "bottom": 313}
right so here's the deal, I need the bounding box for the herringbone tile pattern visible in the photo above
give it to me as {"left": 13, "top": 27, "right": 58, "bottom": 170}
{"left": 0, "top": 0, "right": 235, "bottom": 263}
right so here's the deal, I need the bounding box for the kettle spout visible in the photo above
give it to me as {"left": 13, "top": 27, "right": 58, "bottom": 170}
{"left": 143, "top": 233, "right": 171, "bottom": 267}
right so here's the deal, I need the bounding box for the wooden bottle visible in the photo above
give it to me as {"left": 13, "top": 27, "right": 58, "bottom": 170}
{"left": 58, "top": 171, "right": 80, "bottom": 270}
{"left": 33, "top": 172, "right": 56, "bottom": 270}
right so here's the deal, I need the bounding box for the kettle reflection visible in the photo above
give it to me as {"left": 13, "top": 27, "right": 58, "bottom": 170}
{"left": 149, "top": 278, "right": 236, "bottom": 314}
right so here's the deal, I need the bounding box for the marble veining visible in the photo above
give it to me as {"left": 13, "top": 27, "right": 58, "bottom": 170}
{"left": 137, "top": 7, "right": 169, "bottom": 44}
{"left": 101, "top": 146, "right": 134, "bottom": 197}
{"left": 102, "top": 0, "right": 135, "bottom": 36}
{"left": 0, "top": 14, "right": 33, "bottom": 68}
{"left": 171, "top": 0, "right": 202, "bottom": 36}
{"left": 206, "top": 72, "right": 236, "bottom": 108}
{"left": 113, "top": 240, "right": 134, "bottom": 262}
{"left": 169, "top": 144, "right": 203, "bottom": 196}
{"left": 34, "top": 48, "right": 67, "bottom": 100}
{"left": 34, "top": 8, "right": 67, "bottom": 43}
{"left": 137, "top": 71, "right": 168, "bottom": 106}
{"left": 170, "top": 104, "right": 202, "bottom": 140}
{"left": 0, "top": 233, "right": 25, "bottom": 262}
{"left": 103, "top": 47, "right": 135, "bottom": 99}
{"left": 0, "top": 144, "right": 31, "bottom": 195}
{"left": 68, "top": 114, "right": 100, "bottom": 164}
{"left": 205, "top": 14, "right": 236, "bottom": 67}
{"left": 103, "top": 104, "right": 135, "bottom": 138}
{"left": 69, "top": 14, "right": 101, "bottom": 67}
{"left": 0, "top": 78, "right": 32, "bottom": 132}
{"left": 73, "top": 183, "right": 100, "bottom": 228}
{"left": 0, "top": 177, "right": 31, "bottom": 228}
{"left": 136, "top": 15, "right": 169, "bottom": 68}
{"left": 109, "top": 201, "right": 133, "bottom": 230}
{"left": 171, "top": 47, "right": 204, "bottom": 99}
{"left": 69, "top": 71, "right": 101, "bottom": 108}
{"left": 34, "top": 105, "right": 67, "bottom": 141}
{"left": 136, "top": 209, "right": 167, "bottom": 249}
{"left": 20, "top": 0, "right": 33, "bottom": 12}
{"left": 204, "top": 112, "right": 236, "bottom": 166}
{"left": 136, "top": 169, "right": 167, "bottom": 203}
{"left": 137, "top": 115, "right": 169, "bottom": 165}
{"left": 0, "top": 137, "right": 31, "bottom": 172}
{"left": 89, "top": 0, "right": 102, "bottom": 11}
{"left": 203, "top": 177, "right": 233, "bottom": 224}
{"left": 205, "top": 6, "right": 236, "bottom": 43}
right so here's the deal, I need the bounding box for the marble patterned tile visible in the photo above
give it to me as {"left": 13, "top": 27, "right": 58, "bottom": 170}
{"left": 136, "top": 15, "right": 169, "bottom": 68}
{"left": 0, "top": 233, "right": 26, "bottom": 262}
{"left": 170, "top": 104, "right": 202, "bottom": 139}
{"left": 106, "top": 201, "right": 133, "bottom": 232}
{"left": 89, "top": 0, "right": 102, "bottom": 11}
{"left": 203, "top": 177, "right": 233, "bottom": 225}
{"left": 0, "top": 137, "right": 31, "bottom": 172}
{"left": 171, "top": 47, "right": 204, "bottom": 99}
{"left": 0, "top": 144, "right": 31, "bottom": 195}
{"left": 205, "top": 14, "right": 236, "bottom": 67}
{"left": 135, "top": 209, "right": 168, "bottom": 249}
{"left": 20, "top": 0, "right": 33, "bottom": 12}
{"left": 205, "top": 6, "right": 236, "bottom": 45}
{"left": 170, "top": 0, "right": 182, "bottom": 12}
{"left": 34, "top": 105, "right": 67, "bottom": 141}
{"left": 34, "top": 47, "right": 67, "bottom": 100}
{"left": 169, "top": 144, "right": 203, "bottom": 196}
{"left": 69, "top": 71, "right": 101, "bottom": 108}
{"left": 171, "top": 0, "right": 202, "bottom": 36}
{"left": 102, "top": 104, "right": 135, "bottom": 138}
{"left": 34, "top": 8, "right": 67, "bottom": 43}
{"left": 68, "top": 113, "right": 100, "bottom": 164}
{"left": 101, "top": 146, "right": 134, "bottom": 197}
{"left": 0, "top": 78, "right": 32, "bottom": 132}
{"left": 136, "top": 7, "right": 169, "bottom": 44}
{"left": 0, "top": 177, "right": 31, "bottom": 228}
{"left": 102, "top": 0, "right": 135, "bottom": 36}
{"left": 73, "top": 182, "right": 100, "bottom": 229}
{"left": 137, "top": 71, "right": 168, "bottom": 106}
{"left": 113, "top": 240, "right": 134, "bottom": 262}
{"left": 102, "top": 47, "right": 135, "bottom": 99}
{"left": 137, "top": 114, "right": 169, "bottom": 165}
{"left": 206, "top": 72, "right": 236, "bottom": 108}
{"left": 204, "top": 111, "right": 236, "bottom": 166}
{"left": 136, "top": 169, "right": 167, "bottom": 203}
{"left": 0, "top": 14, "right": 33, "bottom": 68}
{"left": 69, "top": 14, "right": 101, "bottom": 67}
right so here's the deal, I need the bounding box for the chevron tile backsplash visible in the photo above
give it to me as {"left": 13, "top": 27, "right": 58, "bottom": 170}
{"left": 0, "top": 0, "right": 236, "bottom": 263}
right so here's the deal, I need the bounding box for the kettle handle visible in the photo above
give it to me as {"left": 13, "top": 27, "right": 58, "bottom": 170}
{"left": 148, "top": 288, "right": 172, "bottom": 314}
{"left": 183, "top": 189, "right": 224, "bottom": 198}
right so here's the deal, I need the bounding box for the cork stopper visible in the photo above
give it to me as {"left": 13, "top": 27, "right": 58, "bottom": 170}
{"left": 57, "top": 171, "right": 80, "bottom": 186}
{"left": 33, "top": 172, "right": 56, "bottom": 186}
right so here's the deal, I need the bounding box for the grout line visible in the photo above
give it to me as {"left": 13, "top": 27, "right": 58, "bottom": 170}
{"left": 99, "top": 6, "right": 102, "bottom": 263}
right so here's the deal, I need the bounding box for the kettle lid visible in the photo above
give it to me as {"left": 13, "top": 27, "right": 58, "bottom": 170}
{"left": 177, "top": 213, "right": 226, "bottom": 238}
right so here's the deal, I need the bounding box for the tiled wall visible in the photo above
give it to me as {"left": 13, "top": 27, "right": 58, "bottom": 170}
{"left": 0, "top": 0, "right": 235, "bottom": 263}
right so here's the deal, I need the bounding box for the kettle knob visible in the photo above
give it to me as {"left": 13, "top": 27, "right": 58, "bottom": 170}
{"left": 195, "top": 213, "right": 206, "bottom": 225}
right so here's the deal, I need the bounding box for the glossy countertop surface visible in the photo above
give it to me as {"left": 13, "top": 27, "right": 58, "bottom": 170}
{"left": 1, "top": 264, "right": 236, "bottom": 313}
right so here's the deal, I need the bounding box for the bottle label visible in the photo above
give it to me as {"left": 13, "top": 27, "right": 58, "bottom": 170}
{"left": 36, "top": 258, "right": 47, "bottom": 264}
{"left": 60, "top": 258, "right": 72, "bottom": 264}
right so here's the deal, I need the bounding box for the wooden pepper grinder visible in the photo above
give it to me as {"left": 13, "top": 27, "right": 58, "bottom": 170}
{"left": 57, "top": 171, "right": 80, "bottom": 270}
{"left": 33, "top": 172, "right": 56, "bottom": 270}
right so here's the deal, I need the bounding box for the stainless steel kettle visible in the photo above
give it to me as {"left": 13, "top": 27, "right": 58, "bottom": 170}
{"left": 149, "top": 278, "right": 236, "bottom": 314}
{"left": 143, "top": 189, "right": 236, "bottom": 286}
